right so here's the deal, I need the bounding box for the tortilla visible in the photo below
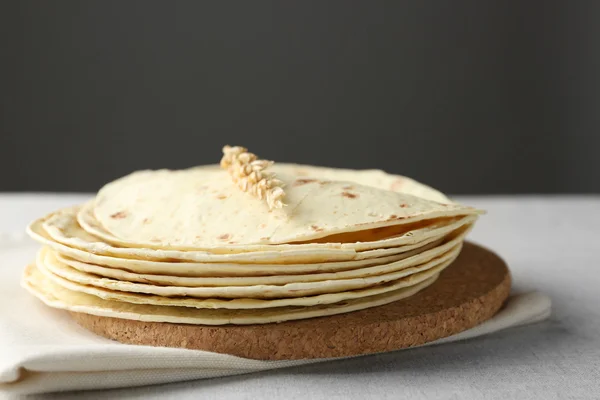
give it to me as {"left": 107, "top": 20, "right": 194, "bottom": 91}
{"left": 31, "top": 213, "right": 474, "bottom": 276}
{"left": 38, "top": 243, "right": 460, "bottom": 299}
{"left": 80, "top": 201, "right": 469, "bottom": 253}
{"left": 191, "top": 163, "right": 452, "bottom": 204}
{"left": 21, "top": 157, "right": 481, "bottom": 325}
{"left": 36, "top": 206, "right": 477, "bottom": 263}
{"left": 22, "top": 263, "right": 439, "bottom": 324}
{"left": 92, "top": 167, "right": 480, "bottom": 250}
{"left": 52, "top": 239, "right": 442, "bottom": 285}
{"left": 53, "top": 225, "right": 469, "bottom": 286}
{"left": 30, "top": 221, "right": 460, "bottom": 277}
{"left": 37, "top": 253, "right": 455, "bottom": 309}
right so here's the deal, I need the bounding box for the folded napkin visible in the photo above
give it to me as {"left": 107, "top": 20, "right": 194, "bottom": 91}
{"left": 0, "top": 236, "right": 551, "bottom": 396}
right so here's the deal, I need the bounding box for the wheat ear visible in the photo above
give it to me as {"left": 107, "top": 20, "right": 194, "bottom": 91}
{"left": 220, "top": 145, "right": 286, "bottom": 210}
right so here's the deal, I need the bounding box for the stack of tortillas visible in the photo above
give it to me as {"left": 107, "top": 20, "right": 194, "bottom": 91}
{"left": 22, "top": 146, "right": 484, "bottom": 327}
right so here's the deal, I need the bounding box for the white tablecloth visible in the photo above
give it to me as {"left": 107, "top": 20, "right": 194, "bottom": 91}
{"left": 1, "top": 194, "right": 599, "bottom": 399}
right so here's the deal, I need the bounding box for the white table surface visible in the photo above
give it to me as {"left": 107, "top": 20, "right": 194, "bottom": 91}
{"left": 1, "top": 194, "right": 599, "bottom": 400}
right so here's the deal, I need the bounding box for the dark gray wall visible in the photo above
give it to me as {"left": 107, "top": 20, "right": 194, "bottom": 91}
{"left": 1, "top": 1, "right": 599, "bottom": 194}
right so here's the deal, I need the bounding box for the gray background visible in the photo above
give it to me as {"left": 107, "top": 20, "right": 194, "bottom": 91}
{"left": 1, "top": 1, "right": 598, "bottom": 194}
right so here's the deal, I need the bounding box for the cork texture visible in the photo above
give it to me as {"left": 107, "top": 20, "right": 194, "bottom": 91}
{"left": 70, "top": 242, "right": 511, "bottom": 360}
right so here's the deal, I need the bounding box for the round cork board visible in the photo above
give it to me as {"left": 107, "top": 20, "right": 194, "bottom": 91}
{"left": 70, "top": 242, "right": 511, "bottom": 360}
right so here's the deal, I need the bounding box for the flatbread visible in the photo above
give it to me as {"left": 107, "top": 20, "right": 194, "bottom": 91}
{"left": 38, "top": 243, "right": 460, "bottom": 299}
{"left": 92, "top": 167, "right": 480, "bottom": 250}
{"left": 81, "top": 163, "right": 458, "bottom": 251}
{"left": 53, "top": 239, "right": 443, "bottom": 285}
{"left": 20, "top": 161, "right": 481, "bottom": 325}
{"left": 35, "top": 206, "right": 477, "bottom": 264}
{"left": 53, "top": 225, "right": 470, "bottom": 286}
{"left": 79, "top": 201, "right": 472, "bottom": 253}
{"left": 22, "top": 263, "right": 439, "bottom": 324}
{"left": 192, "top": 163, "right": 452, "bottom": 204}
{"left": 79, "top": 201, "right": 460, "bottom": 253}
{"left": 37, "top": 252, "right": 455, "bottom": 309}
{"left": 30, "top": 219, "right": 466, "bottom": 276}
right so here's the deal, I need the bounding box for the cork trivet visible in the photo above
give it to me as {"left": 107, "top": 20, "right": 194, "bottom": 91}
{"left": 70, "top": 242, "right": 511, "bottom": 360}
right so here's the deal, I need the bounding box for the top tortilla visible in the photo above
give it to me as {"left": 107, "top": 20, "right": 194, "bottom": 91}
{"left": 93, "top": 164, "right": 480, "bottom": 250}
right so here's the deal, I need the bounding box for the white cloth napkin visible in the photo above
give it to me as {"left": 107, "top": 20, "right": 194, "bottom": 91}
{"left": 0, "top": 236, "right": 551, "bottom": 396}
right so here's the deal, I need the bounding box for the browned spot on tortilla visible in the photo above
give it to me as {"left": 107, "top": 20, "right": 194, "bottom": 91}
{"left": 195, "top": 235, "right": 202, "bottom": 239}
{"left": 228, "top": 241, "right": 237, "bottom": 244}
{"left": 311, "top": 225, "right": 324, "bottom": 232}
{"left": 342, "top": 191, "right": 358, "bottom": 199}
{"left": 110, "top": 211, "right": 127, "bottom": 219}
{"left": 217, "top": 194, "right": 227, "bottom": 200}
{"left": 143, "top": 218, "right": 151, "bottom": 224}
{"left": 387, "top": 214, "right": 398, "bottom": 221}
{"left": 343, "top": 185, "right": 354, "bottom": 190}
{"left": 391, "top": 178, "right": 405, "bottom": 191}
{"left": 259, "top": 223, "right": 267, "bottom": 229}
{"left": 400, "top": 204, "right": 408, "bottom": 208}
{"left": 319, "top": 180, "right": 331, "bottom": 186}
{"left": 261, "top": 237, "right": 270, "bottom": 240}
{"left": 218, "top": 234, "right": 231, "bottom": 241}
{"left": 293, "top": 178, "right": 316, "bottom": 186}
